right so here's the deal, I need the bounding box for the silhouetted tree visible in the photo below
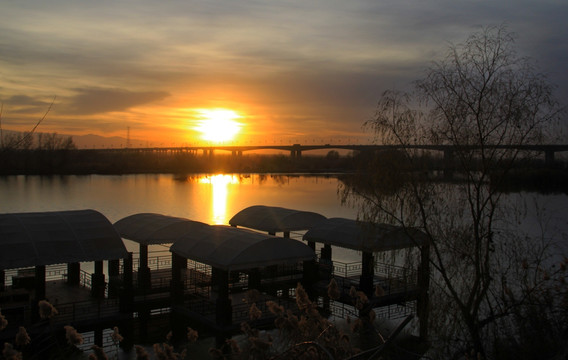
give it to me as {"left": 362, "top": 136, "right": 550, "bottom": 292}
{"left": 341, "top": 25, "right": 566, "bottom": 358}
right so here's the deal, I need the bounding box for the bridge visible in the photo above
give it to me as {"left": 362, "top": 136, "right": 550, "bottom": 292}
{"left": 97, "top": 143, "right": 568, "bottom": 165}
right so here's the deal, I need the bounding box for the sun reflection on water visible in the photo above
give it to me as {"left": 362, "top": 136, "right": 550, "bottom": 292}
{"left": 199, "top": 174, "right": 240, "bottom": 224}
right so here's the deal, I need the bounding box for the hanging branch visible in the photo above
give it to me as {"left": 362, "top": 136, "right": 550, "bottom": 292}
{"left": 2, "top": 96, "right": 56, "bottom": 151}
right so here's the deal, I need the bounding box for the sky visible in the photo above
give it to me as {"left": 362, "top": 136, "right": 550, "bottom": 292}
{"left": 1, "top": 0, "right": 566, "bottom": 147}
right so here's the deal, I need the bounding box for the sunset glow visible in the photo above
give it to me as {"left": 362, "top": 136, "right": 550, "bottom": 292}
{"left": 1, "top": 1, "right": 564, "bottom": 148}
{"left": 194, "top": 109, "right": 243, "bottom": 143}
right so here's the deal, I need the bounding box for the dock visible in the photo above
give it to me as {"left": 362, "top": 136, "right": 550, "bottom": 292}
{"left": 0, "top": 207, "right": 429, "bottom": 357}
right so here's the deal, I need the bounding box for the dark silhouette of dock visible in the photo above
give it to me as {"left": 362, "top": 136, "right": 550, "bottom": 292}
{"left": 1, "top": 207, "right": 429, "bottom": 356}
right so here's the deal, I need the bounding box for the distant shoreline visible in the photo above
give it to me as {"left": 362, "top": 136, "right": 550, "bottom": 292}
{"left": 1, "top": 149, "right": 567, "bottom": 194}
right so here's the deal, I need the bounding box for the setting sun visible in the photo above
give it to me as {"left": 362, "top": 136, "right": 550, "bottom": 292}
{"left": 194, "top": 109, "right": 243, "bottom": 143}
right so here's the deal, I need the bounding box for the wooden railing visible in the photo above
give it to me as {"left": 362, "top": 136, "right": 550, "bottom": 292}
{"left": 53, "top": 298, "right": 120, "bottom": 324}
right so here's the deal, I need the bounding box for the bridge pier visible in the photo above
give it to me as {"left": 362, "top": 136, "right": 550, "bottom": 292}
{"left": 291, "top": 144, "right": 302, "bottom": 159}
{"left": 290, "top": 150, "right": 302, "bottom": 158}
{"left": 545, "top": 150, "right": 555, "bottom": 166}
{"left": 443, "top": 149, "right": 454, "bottom": 180}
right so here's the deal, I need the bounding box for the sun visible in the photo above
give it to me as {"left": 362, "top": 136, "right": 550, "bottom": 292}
{"left": 194, "top": 109, "right": 242, "bottom": 143}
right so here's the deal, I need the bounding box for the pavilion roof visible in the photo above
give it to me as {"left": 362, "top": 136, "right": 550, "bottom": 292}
{"left": 113, "top": 213, "right": 210, "bottom": 245}
{"left": 0, "top": 209, "right": 128, "bottom": 270}
{"left": 229, "top": 205, "right": 326, "bottom": 233}
{"left": 303, "top": 217, "right": 427, "bottom": 252}
{"left": 171, "top": 225, "right": 315, "bottom": 271}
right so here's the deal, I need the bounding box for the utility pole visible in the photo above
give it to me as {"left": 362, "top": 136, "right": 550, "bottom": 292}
{"left": 126, "top": 126, "right": 131, "bottom": 149}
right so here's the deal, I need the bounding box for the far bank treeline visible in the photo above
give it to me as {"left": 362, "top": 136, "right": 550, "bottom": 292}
{"left": 1, "top": 132, "right": 568, "bottom": 193}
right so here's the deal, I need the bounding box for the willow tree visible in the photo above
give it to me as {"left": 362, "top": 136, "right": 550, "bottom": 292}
{"left": 342, "top": 26, "right": 565, "bottom": 358}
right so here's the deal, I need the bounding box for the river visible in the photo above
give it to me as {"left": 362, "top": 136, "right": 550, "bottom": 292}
{"left": 1, "top": 173, "right": 567, "bottom": 357}
{"left": 0, "top": 174, "right": 361, "bottom": 259}
{"left": 1, "top": 173, "right": 566, "bottom": 256}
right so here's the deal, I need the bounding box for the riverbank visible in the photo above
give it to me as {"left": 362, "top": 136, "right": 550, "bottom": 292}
{"left": 0, "top": 150, "right": 356, "bottom": 175}
{"left": 2, "top": 149, "right": 567, "bottom": 194}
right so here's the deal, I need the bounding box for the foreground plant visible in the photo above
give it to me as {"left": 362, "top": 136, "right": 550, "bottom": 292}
{"left": 219, "top": 283, "right": 361, "bottom": 360}
{"left": 38, "top": 300, "right": 58, "bottom": 320}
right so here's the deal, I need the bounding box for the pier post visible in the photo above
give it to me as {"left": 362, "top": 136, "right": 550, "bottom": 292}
{"left": 67, "top": 262, "right": 80, "bottom": 286}
{"left": 31, "top": 265, "right": 46, "bottom": 323}
{"left": 318, "top": 244, "right": 333, "bottom": 280}
{"left": 35, "top": 265, "right": 46, "bottom": 300}
{"left": 120, "top": 253, "right": 134, "bottom": 312}
{"left": 170, "top": 253, "right": 184, "bottom": 304}
{"left": 215, "top": 269, "right": 232, "bottom": 347}
{"left": 0, "top": 269, "right": 4, "bottom": 291}
{"left": 138, "top": 244, "right": 151, "bottom": 293}
{"left": 94, "top": 329, "right": 103, "bottom": 347}
{"left": 108, "top": 259, "right": 120, "bottom": 297}
{"left": 170, "top": 253, "right": 186, "bottom": 343}
{"left": 321, "top": 244, "right": 332, "bottom": 261}
{"left": 302, "top": 259, "right": 317, "bottom": 300}
{"left": 123, "top": 253, "right": 133, "bottom": 294}
{"left": 119, "top": 253, "right": 134, "bottom": 351}
{"left": 91, "top": 260, "right": 105, "bottom": 299}
{"left": 248, "top": 268, "right": 261, "bottom": 290}
{"left": 359, "top": 252, "right": 374, "bottom": 296}
{"left": 139, "top": 305, "right": 150, "bottom": 343}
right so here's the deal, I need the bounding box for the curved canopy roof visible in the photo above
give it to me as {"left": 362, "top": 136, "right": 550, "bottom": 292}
{"left": 114, "top": 213, "right": 210, "bottom": 245}
{"left": 171, "top": 225, "right": 315, "bottom": 271}
{"left": 229, "top": 205, "right": 326, "bottom": 233}
{"left": 0, "top": 209, "right": 128, "bottom": 270}
{"left": 303, "top": 217, "right": 427, "bottom": 252}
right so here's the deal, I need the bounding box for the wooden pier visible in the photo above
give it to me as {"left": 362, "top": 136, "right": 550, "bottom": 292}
{"left": 1, "top": 207, "right": 429, "bottom": 357}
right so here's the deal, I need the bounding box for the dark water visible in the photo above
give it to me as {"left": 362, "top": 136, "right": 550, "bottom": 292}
{"left": 1, "top": 173, "right": 567, "bottom": 357}
{"left": 0, "top": 174, "right": 358, "bottom": 256}
{"left": 0, "top": 174, "right": 354, "bottom": 221}
{"left": 1, "top": 173, "right": 566, "bottom": 256}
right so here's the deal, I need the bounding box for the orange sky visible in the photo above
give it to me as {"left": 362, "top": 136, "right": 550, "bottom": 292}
{"left": 1, "top": 1, "right": 566, "bottom": 148}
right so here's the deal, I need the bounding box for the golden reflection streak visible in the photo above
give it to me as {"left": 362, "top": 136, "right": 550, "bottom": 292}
{"left": 199, "top": 174, "right": 240, "bottom": 224}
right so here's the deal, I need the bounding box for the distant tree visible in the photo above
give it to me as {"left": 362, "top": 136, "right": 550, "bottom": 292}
{"left": 341, "top": 25, "right": 566, "bottom": 358}
{"left": 326, "top": 150, "right": 340, "bottom": 161}
{"left": 37, "top": 132, "right": 76, "bottom": 150}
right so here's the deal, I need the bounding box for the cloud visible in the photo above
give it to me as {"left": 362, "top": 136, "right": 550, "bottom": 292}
{"left": 0, "top": 0, "right": 566, "bottom": 140}
{"left": 62, "top": 88, "right": 169, "bottom": 115}
{"left": 0, "top": 95, "right": 56, "bottom": 115}
{"left": 3, "top": 95, "right": 48, "bottom": 107}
